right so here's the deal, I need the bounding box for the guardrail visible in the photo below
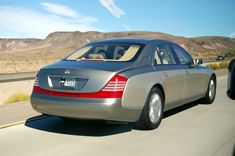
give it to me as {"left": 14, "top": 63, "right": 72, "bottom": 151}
{"left": 0, "top": 72, "right": 37, "bottom": 83}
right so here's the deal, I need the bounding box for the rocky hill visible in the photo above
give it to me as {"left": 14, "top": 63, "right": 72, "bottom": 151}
{"left": 0, "top": 31, "right": 235, "bottom": 62}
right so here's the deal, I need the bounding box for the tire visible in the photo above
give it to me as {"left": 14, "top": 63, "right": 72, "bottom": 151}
{"left": 201, "top": 75, "right": 216, "bottom": 104}
{"left": 227, "top": 59, "right": 235, "bottom": 99}
{"left": 135, "top": 87, "right": 164, "bottom": 130}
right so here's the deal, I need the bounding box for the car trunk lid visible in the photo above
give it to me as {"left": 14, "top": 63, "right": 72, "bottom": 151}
{"left": 37, "top": 61, "right": 132, "bottom": 93}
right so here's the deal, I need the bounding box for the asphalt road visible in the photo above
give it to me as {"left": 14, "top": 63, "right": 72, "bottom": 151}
{"left": 0, "top": 101, "right": 40, "bottom": 127}
{"left": 0, "top": 76, "right": 234, "bottom": 156}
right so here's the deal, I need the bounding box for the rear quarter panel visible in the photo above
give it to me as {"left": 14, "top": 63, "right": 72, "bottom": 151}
{"left": 121, "top": 67, "right": 166, "bottom": 109}
{"left": 200, "top": 66, "right": 215, "bottom": 93}
{"left": 121, "top": 65, "right": 215, "bottom": 110}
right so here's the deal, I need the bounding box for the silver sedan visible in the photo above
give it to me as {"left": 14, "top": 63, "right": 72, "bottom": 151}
{"left": 31, "top": 38, "right": 217, "bottom": 130}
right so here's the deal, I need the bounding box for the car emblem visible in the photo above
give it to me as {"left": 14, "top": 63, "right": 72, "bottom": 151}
{"left": 65, "top": 69, "right": 70, "bottom": 74}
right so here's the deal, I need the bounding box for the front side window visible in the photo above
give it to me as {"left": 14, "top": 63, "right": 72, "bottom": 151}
{"left": 66, "top": 44, "right": 142, "bottom": 62}
{"left": 155, "top": 43, "right": 176, "bottom": 65}
{"left": 172, "top": 44, "right": 192, "bottom": 65}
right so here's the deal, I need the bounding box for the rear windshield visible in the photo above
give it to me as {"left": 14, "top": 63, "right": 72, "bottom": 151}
{"left": 65, "top": 44, "right": 143, "bottom": 62}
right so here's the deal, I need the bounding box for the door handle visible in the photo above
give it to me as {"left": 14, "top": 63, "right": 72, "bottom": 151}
{"left": 185, "top": 71, "right": 189, "bottom": 75}
{"left": 163, "top": 72, "right": 168, "bottom": 77}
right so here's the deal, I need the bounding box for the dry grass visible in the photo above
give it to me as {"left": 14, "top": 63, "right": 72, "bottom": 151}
{"left": 218, "top": 61, "right": 229, "bottom": 69}
{"left": 206, "top": 61, "right": 229, "bottom": 70}
{"left": 4, "top": 92, "right": 30, "bottom": 104}
{"left": 207, "top": 63, "right": 219, "bottom": 70}
{"left": 0, "top": 60, "right": 57, "bottom": 73}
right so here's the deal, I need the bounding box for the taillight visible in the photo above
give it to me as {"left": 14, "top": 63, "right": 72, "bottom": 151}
{"left": 34, "top": 73, "right": 39, "bottom": 87}
{"left": 102, "top": 75, "right": 127, "bottom": 92}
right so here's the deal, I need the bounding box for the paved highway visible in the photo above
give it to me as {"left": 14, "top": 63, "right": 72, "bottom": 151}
{"left": 0, "top": 76, "right": 234, "bottom": 156}
{"left": 0, "top": 101, "right": 40, "bottom": 127}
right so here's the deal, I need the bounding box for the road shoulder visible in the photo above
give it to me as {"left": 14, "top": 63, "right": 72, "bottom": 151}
{"left": 0, "top": 101, "right": 40, "bottom": 128}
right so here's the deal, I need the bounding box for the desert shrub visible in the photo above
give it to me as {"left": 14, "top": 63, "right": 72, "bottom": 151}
{"left": 4, "top": 93, "right": 30, "bottom": 104}
{"left": 207, "top": 61, "right": 229, "bottom": 70}
{"left": 225, "top": 50, "right": 235, "bottom": 58}
{"left": 207, "top": 64, "right": 219, "bottom": 70}
{"left": 218, "top": 61, "right": 229, "bottom": 69}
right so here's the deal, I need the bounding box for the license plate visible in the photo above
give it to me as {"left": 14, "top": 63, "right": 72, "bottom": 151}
{"left": 60, "top": 77, "right": 76, "bottom": 88}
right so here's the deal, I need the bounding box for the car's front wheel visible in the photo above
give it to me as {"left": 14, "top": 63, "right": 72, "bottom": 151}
{"left": 136, "top": 87, "right": 164, "bottom": 130}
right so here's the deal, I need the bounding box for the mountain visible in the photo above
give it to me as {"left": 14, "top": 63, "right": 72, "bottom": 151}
{"left": 0, "top": 31, "right": 235, "bottom": 62}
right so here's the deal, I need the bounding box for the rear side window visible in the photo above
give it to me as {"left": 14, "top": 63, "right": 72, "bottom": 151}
{"left": 172, "top": 44, "right": 192, "bottom": 65}
{"left": 66, "top": 44, "right": 143, "bottom": 62}
{"left": 154, "top": 48, "right": 162, "bottom": 65}
{"left": 155, "top": 43, "right": 176, "bottom": 65}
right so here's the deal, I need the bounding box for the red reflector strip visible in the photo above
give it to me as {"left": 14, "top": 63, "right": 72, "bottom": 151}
{"left": 33, "top": 86, "right": 123, "bottom": 98}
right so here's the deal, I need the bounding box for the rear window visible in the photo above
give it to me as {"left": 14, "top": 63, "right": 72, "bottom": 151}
{"left": 66, "top": 44, "right": 143, "bottom": 62}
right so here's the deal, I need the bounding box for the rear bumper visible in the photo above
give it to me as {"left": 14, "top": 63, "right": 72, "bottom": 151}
{"left": 30, "top": 92, "right": 141, "bottom": 122}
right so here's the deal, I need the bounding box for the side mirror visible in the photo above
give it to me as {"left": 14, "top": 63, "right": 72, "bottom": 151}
{"left": 194, "top": 58, "right": 203, "bottom": 65}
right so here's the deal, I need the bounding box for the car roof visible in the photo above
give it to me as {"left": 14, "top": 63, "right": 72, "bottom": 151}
{"left": 89, "top": 38, "right": 175, "bottom": 45}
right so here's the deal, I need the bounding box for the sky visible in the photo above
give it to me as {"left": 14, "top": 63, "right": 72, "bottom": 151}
{"left": 0, "top": 0, "right": 234, "bottom": 39}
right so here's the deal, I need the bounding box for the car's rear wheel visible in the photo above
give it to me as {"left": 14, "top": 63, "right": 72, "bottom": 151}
{"left": 201, "top": 76, "right": 216, "bottom": 104}
{"left": 135, "top": 87, "right": 164, "bottom": 130}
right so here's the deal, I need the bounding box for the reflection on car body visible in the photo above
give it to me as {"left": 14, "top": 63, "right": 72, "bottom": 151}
{"left": 31, "top": 38, "right": 217, "bottom": 130}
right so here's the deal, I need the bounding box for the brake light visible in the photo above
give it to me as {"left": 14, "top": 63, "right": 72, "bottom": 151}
{"left": 102, "top": 75, "right": 127, "bottom": 92}
{"left": 34, "top": 73, "right": 39, "bottom": 87}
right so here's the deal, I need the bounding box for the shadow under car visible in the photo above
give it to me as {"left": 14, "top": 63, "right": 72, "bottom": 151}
{"left": 25, "top": 101, "right": 199, "bottom": 136}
